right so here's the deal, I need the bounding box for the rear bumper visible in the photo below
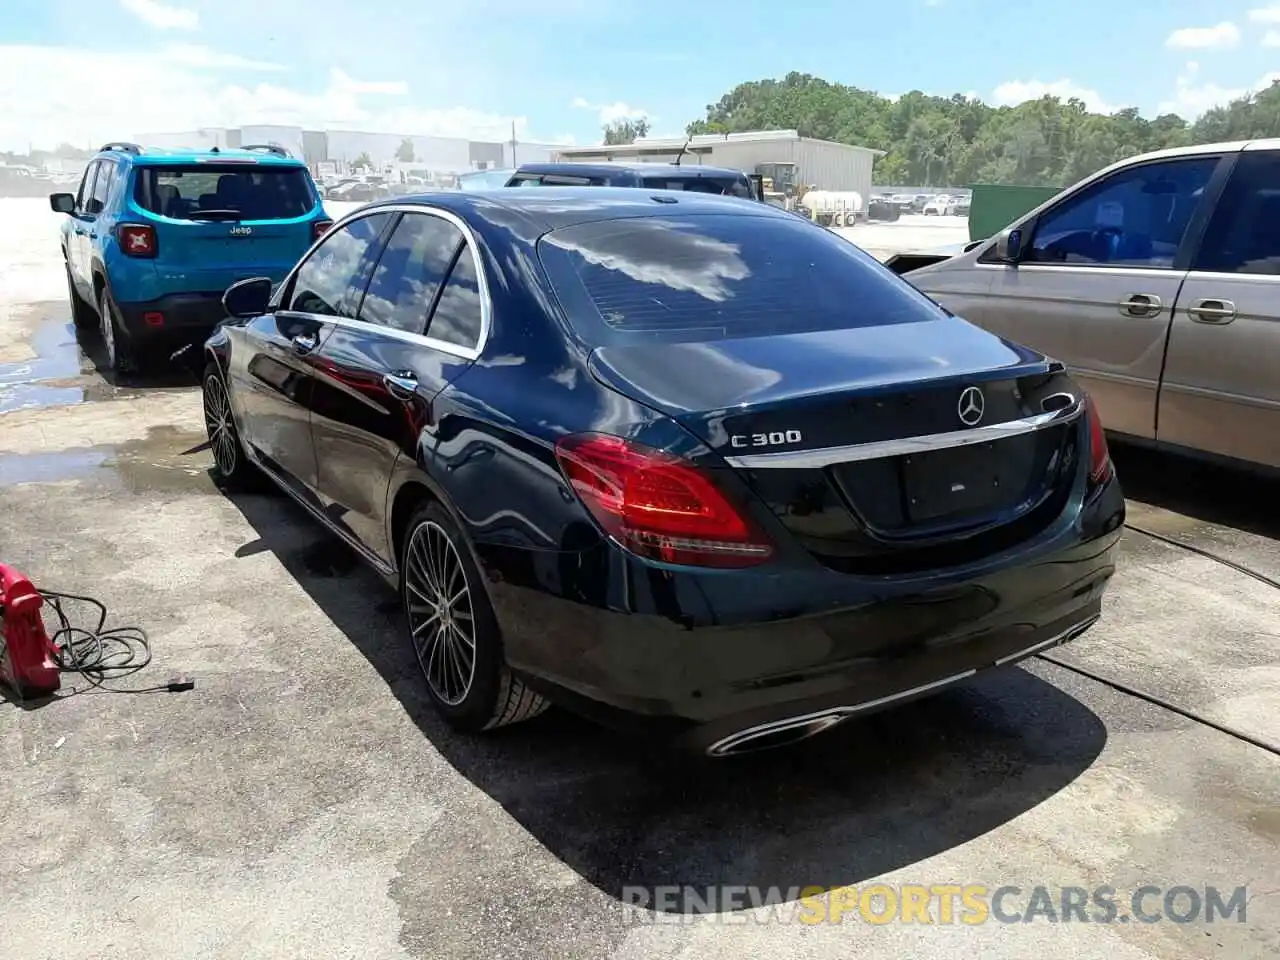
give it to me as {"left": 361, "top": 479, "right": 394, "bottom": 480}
{"left": 115, "top": 293, "right": 227, "bottom": 341}
{"left": 479, "top": 475, "right": 1124, "bottom": 754}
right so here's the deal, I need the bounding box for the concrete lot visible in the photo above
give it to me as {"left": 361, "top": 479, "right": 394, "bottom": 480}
{"left": 1, "top": 198, "right": 1277, "bottom": 960}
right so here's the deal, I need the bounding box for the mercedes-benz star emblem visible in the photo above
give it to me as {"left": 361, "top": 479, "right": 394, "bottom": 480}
{"left": 957, "top": 386, "right": 985, "bottom": 427}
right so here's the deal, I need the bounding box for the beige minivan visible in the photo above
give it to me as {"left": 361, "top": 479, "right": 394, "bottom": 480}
{"left": 891, "top": 139, "right": 1280, "bottom": 473}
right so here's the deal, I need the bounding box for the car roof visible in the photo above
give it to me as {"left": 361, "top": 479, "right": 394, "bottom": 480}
{"left": 359, "top": 186, "right": 795, "bottom": 240}
{"left": 97, "top": 145, "right": 305, "bottom": 168}
{"left": 511, "top": 161, "right": 750, "bottom": 179}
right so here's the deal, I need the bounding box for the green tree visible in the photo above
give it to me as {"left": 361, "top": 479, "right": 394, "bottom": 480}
{"left": 682, "top": 71, "right": 1280, "bottom": 187}
{"left": 352, "top": 151, "right": 373, "bottom": 171}
{"left": 396, "top": 138, "right": 415, "bottom": 162}
{"left": 603, "top": 117, "right": 651, "bottom": 145}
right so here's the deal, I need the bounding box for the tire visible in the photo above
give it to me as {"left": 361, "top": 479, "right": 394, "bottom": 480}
{"left": 401, "top": 501, "right": 548, "bottom": 732}
{"left": 65, "top": 264, "right": 96, "bottom": 329}
{"left": 202, "top": 362, "right": 258, "bottom": 488}
{"left": 97, "top": 286, "right": 137, "bottom": 374}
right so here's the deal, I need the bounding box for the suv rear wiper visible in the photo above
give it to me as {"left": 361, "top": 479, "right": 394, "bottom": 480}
{"left": 188, "top": 209, "right": 243, "bottom": 222}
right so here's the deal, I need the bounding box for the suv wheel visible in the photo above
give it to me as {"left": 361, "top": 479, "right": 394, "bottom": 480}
{"left": 65, "top": 265, "right": 95, "bottom": 329}
{"left": 401, "top": 501, "right": 549, "bottom": 732}
{"left": 97, "top": 287, "right": 136, "bottom": 374}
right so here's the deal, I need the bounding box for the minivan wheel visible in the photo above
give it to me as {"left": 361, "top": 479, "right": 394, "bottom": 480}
{"left": 401, "top": 501, "right": 549, "bottom": 732}
{"left": 97, "top": 287, "right": 136, "bottom": 374}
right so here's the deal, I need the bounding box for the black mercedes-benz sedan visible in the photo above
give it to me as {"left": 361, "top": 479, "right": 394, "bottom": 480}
{"left": 201, "top": 187, "right": 1124, "bottom": 756}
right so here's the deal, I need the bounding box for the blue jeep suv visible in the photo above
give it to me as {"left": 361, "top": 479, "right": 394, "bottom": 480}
{"left": 50, "top": 142, "right": 331, "bottom": 372}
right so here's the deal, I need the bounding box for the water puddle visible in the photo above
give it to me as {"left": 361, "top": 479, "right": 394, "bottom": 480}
{"left": 0, "top": 318, "right": 95, "bottom": 413}
{"left": 0, "top": 425, "right": 214, "bottom": 493}
{"left": 0, "top": 382, "right": 85, "bottom": 414}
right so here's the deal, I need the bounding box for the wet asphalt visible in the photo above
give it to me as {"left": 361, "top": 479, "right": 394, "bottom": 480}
{"left": 0, "top": 262, "right": 1278, "bottom": 959}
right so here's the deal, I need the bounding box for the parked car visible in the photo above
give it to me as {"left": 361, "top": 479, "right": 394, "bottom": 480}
{"left": 953, "top": 196, "right": 971, "bottom": 216}
{"left": 887, "top": 139, "right": 1280, "bottom": 474}
{"left": 923, "top": 195, "right": 957, "bottom": 216}
{"left": 49, "top": 142, "right": 331, "bottom": 372}
{"left": 867, "top": 196, "right": 902, "bottom": 221}
{"left": 505, "top": 162, "right": 756, "bottom": 198}
{"left": 200, "top": 188, "right": 1123, "bottom": 755}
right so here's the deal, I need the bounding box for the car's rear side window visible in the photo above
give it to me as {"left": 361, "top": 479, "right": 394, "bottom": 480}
{"left": 537, "top": 214, "right": 944, "bottom": 345}
{"left": 134, "top": 164, "right": 316, "bottom": 221}
{"left": 641, "top": 176, "right": 754, "bottom": 198}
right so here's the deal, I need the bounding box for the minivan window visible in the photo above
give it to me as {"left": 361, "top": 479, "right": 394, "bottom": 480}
{"left": 359, "top": 213, "right": 465, "bottom": 334}
{"left": 538, "top": 214, "right": 943, "bottom": 344}
{"left": 1024, "top": 156, "right": 1218, "bottom": 268}
{"left": 134, "top": 164, "right": 316, "bottom": 220}
{"left": 1192, "top": 151, "right": 1280, "bottom": 275}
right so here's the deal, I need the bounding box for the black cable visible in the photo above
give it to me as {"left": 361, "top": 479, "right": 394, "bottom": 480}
{"left": 1033, "top": 520, "right": 1280, "bottom": 759}
{"left": 38, "top": 590, "right": 191, "bottom": 695}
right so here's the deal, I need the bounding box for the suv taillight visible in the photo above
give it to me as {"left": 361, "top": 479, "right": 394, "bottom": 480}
{"left": 117, "top": 223, "right": 157, "bottom": 258}
{"left": 313, "top": 219, "right": 333, "bottom": 240}
{"left": 1085, "top": 395, "right": 1112, "bottom": 484}
{"left": 554, "top": 433, "right": 774, "bottom": 568}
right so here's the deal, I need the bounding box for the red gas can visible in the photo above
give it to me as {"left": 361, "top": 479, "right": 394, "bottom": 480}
{"left": 0, "top": 563, "right": 61, "bottom": 698}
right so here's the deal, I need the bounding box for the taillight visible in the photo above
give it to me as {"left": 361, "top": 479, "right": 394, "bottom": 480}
{"left": 117, "top": 223, "right": 156, "bottom": 258}
{"left": 313, "top": 219, "right": 333, "bottom": 240}
{"left": 1085, "top": 395, "right": 1112, "bottom": 484}
{"left": 553, "top": 433, "right": 774, "bottom": 568}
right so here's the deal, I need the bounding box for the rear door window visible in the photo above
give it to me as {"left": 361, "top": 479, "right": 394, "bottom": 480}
{"left": 357, "top": 212, "right": 465, "bottom": 334}
{"left": 538, "top": 213, "right": 943, "bottom": 345}
{"left": 134, "top": 164, "right": 316, "bottom": 221}
{"left": 284, "top": 213, "right": 394, "bottom": 318}
{"left": 1192, "top": 151, "right": 1280, "bottom": 274}
{"left": 425, "top": 245, "right": 483, "bottom": 349}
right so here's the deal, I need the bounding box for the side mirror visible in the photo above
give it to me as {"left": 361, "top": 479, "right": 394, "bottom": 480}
{"left": 995, "top": 227, "right": 1024, "bottom": 263}
{"left": 49, "top": 193, "right": 75, "bottom": 214}
{"left": 222, "top": 277, "right": 274, "bottom": 319}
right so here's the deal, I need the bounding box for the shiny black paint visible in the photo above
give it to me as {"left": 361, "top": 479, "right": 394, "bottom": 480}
{"left": 207, "top": 188, "right": 1125, "bottom": 750}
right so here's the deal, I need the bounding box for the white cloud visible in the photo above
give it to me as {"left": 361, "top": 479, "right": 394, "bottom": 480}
{"left": 1157, "top": 60, "right": 1280, "bottom": 117}
{"left": 1248, "top": 5, "right": 1280, "bottom": 23}
{"left": 991, "top": 78, "right": 1118, "bottom": 114}
{"left": 0, "top": 44, "right": 534, "bottom": 151}
{"left": 1165, "top": 22, "right": 1240, "bottom": 50}
{"left": 571, "top": 97, "right": 651, "bottom": 125}
{"left": 119, "top": 0, "right": 198, "bottom": 30}
{"left": 1264, "top": 29, "right": 1280, "bottom": 46}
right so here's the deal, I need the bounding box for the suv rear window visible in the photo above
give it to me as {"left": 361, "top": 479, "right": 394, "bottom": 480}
{"left": 639, "top": 176, "right": 754, "bottom": 198}
{"left": 538, "top": 214, "right": 943, "bottom": 344}
{"left": 134, "top": 164, "right": 316, "bottom": 221}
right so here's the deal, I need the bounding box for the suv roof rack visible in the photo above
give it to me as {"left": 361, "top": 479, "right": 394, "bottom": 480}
{"left": 241, "top": 143, "right": 291, "bottom": 158}
{"left": 100, "top": 141, "right": 143, "bottom": 155}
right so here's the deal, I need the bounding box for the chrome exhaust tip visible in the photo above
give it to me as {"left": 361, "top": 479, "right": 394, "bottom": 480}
{"left": 705, "top": 711, "right": 848, "bottom": 758}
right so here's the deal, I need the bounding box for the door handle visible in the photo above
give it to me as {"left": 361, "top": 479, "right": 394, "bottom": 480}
{"left": 291, "top": 331, "right": 319, "bottom": 354}
{"left": 1187, "top": 299, "right": 1237, "bottom": 324}
{"left": 383, "top": 370, "right": 419, "bottom": 398}
{"left": 1119, "top": 293, "right": 1162, "bottom": 318}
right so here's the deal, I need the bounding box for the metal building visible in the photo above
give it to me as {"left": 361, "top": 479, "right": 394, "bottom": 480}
{"left": 552, "top": 130, "right": 883, "bottom": 197}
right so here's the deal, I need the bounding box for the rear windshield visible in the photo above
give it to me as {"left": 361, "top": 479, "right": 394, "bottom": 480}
{"left": 134, "top": 164, "right": 316, "bottom": 221}
{"left": 537, "top": 214, "right": 944, "bottom": 344}
{"left": 639, "top": 176, "right": 754, "bottom": 198}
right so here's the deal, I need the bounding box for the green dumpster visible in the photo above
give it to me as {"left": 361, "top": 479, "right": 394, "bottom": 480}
{"left": 967, "top": 183, "right": 1063, "bottom": 242}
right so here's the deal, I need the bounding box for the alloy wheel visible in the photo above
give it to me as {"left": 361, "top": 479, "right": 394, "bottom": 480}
{"left": 405, "top": 520, "right": 477, "bottom": 706}
{"left": 203, "top": 373, "right": 239, "bottom": 476}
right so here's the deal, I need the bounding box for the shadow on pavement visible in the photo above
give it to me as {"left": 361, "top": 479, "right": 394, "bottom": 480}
{"left": 1110, "top": 442, "right": 1279, "bottom": 541}
{"left": 225, "top": 489, "right": 1108, "bottom": 913}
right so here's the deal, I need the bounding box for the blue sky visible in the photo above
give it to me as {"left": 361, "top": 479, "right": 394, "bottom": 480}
{"left": 2, "top": 0, "right": 1278, "bottom": 151}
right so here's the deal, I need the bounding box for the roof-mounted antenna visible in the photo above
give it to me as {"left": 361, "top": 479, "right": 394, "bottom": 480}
{"left": 672, "top": 135, "right": 693, "bottom": 166}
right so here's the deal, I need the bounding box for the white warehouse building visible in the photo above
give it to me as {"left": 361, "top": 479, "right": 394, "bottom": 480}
{"left": 552, "top": 130, "right": 883, "bottom": 197}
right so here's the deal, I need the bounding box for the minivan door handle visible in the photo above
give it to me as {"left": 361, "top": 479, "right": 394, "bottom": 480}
{"left": 1187, "top": 298, "right": 1237, "bottom": 324}
{"left": 383, "top": 371, "right": 419, "bottom": 398}
{"left": 291, "top": 331, "right": 319, "bottom": 354}
{"left": 1119, "top": 293, "right": 1162, "bottom": 317}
